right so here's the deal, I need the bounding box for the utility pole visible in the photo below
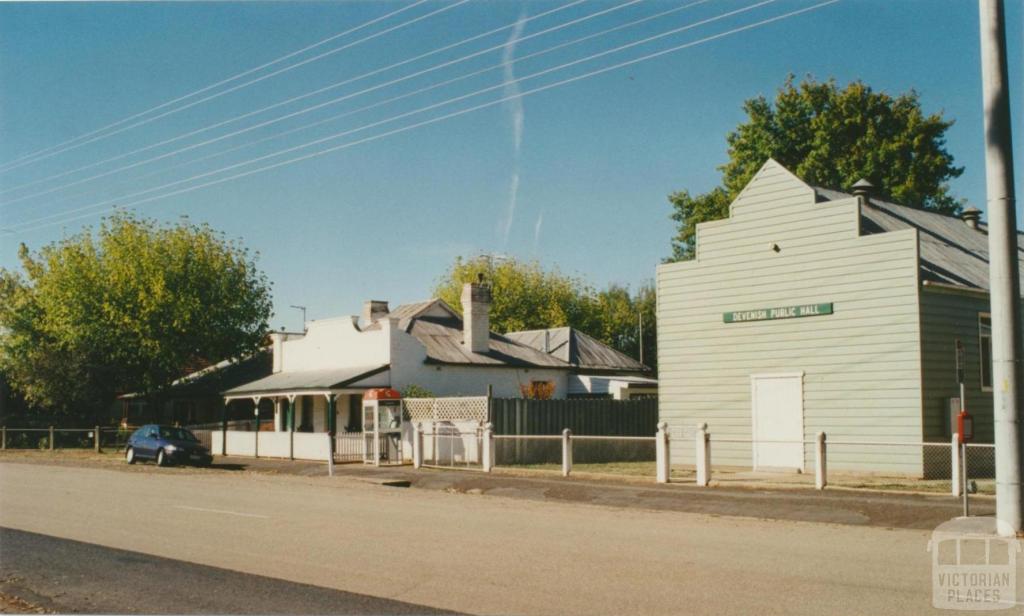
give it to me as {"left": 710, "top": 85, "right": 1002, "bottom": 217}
{"left": 638, "top": 310, "right": 644, "bottom": 366}
{"left": 979, "top": 0, "right": 1022, "bottom": 535}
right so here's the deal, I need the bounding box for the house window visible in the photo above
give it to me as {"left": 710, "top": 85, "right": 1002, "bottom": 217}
{"left": 979, "top": 314, "right": 993, "bottom": 391}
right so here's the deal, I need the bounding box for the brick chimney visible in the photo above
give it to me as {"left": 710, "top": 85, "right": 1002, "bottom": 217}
{"left": 362, "top": 300, "right": 389, "bottom": 326}
{"left": 461, "top": 275, "right": 492, "bottom": 354}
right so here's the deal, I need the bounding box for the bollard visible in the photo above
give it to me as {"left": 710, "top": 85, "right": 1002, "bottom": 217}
{"left": 94, "top": 425, "right": 101, "bottom": 453}
{"left": 814, "top": 432, "right": 827, "bottom": 490}
{"left": 951, "top": 433, "right": 961, "bottom": 497}
{"left": 49, "top": 426, "right": 55, "bottom": 452}
{"left": 1, "top": 426, "right": 5, "bottom": 450}
{"left": 561, "top": 428, "right": 572, "bottom": 477}
{"left": 413, "top": 422, "right": 424, "bottom": 469}
{"left": 327, "top": 433, "right": 334, "bottom": 476}
{"left": 482, "top": 422, "right": 494, "bottom": 473}
{"left": 696, "top": 423, "right": 710, "bottom": 486}
{"left": 656, "top": 421, "right": 671, "bottom": 484}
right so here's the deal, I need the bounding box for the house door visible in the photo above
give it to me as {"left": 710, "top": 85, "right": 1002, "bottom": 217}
{"left": 751, "top": 373, "right": 804, "bottom": 471}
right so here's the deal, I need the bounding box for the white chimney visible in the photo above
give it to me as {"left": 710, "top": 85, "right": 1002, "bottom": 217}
{"left": 461, "top": 275, "right": 492, "bottom": 354}
{"left": 270, "top": 331, "right": 286, "bottom": 373}
{"left": 362, "top": 300, "right": 389, "bottom": 326}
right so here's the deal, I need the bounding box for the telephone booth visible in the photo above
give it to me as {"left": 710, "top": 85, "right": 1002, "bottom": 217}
{"left": 362, "top": 388, "right": 403, "bottom": 466}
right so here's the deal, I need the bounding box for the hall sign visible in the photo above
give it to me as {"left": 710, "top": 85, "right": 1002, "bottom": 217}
{"left": 723, "top": 303, "right": 833, "bottom": 323}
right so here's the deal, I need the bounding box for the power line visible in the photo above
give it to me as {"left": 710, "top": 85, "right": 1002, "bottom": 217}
{"left": 8, "top": 0, "right": 772, "bottom": 231}
{"left": 8, "top": 0, "right": 776, "bottom": 231}
{"left": 9, "top": 1, "right": 839, "bottom": 235}
{"left": 0, "top": 0, "right": 433, "bottom": 172}
{"left": 0, "top": 0, "right": 468, "bottom": 174}
{"left": 0, "top": 0, "right": 603, "bottom": 204}
{"left": 10, "top": 0, "right": 766, "bottom": 230}
{"left": 23, "top": 0, "right": 710, "bottom": 220}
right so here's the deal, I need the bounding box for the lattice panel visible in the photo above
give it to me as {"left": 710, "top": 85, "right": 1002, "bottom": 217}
{"left": 434, "top": 397, "right": 488, "bottom": 421}
{"left": 401, "top": 396, "right": 488, "bottom": 422}
{"left": 403, "top": 399, "right": 436, "bottom": 422}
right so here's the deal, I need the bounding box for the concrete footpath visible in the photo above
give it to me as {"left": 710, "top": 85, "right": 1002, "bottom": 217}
{"left": 0, "top": 450, "right": 992, "bottom": 530}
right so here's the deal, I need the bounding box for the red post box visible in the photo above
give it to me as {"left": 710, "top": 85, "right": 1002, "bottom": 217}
{"left": 957, "top": 410, "right": 974, "bottom": 444}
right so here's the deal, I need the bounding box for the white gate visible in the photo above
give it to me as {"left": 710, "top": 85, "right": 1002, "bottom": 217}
{"left": 403, "top": 396, "right": 488, "bottom": 468}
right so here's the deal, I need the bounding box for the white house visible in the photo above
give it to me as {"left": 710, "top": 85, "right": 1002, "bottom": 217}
{"left": 222, "top": 280, "right": 574, "bottom": 438}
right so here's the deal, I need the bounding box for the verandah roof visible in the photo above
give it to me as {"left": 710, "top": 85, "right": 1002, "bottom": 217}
{"left": 222, "top": 364, "right": 388, "bottom": 398}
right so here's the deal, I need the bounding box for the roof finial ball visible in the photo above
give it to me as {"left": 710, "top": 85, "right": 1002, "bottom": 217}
{"left": 961, "top": 206, "right": 982, "bottom": 230}
{"left": 851, "top": 178, "right": 875, "bottom": 204}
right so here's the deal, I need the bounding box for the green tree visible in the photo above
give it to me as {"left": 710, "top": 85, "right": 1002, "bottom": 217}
{"left": 669, "top": 76, "right": 964, "bottom": 261}
{"left": 0, "top": 214, "right": 273, "bottom": 419}
{"left": 434, "top": 255, "right": 600, "bottom": 334}
{"left": 433, "top": 255, "right": 656, "bottom": 371}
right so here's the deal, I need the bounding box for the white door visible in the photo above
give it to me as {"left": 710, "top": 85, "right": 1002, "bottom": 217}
{"left": 751, "top": 373, "right": 804, "bottom": 470}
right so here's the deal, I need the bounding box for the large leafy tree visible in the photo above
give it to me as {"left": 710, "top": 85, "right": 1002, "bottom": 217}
{"left": 0, "top": 214, "right": 273, "bottom": 418}
{"left": 434, "top": 255, "right": 656, "bottom": 370}
{"left": 669, "top": 76, "right": 964, "bottom": 261}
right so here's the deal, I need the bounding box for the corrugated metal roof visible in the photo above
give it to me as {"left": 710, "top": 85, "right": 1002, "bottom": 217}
{"left": 121, "top": 348, "right": 273, "bottom": 399}
{"left": 815, "top": 187, "right": 1024, "bottom": 292}
{"left": 222, "top": 365, "right": 388, "bottom": 396}
{"left": 408, "top": 315, "right": 571, "bottom": 368}
{"left": 505, "top": 327, "right": 649, "bottom": 374}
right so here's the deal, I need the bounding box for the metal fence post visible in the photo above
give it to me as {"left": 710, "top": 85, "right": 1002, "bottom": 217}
{"left": 94, "top": 425, "right": 101, "bottom": 453}
{"left": 656, "top": 421, "right": 670, "bottom": 484}
{"left": 482, "top": 422, "right": 494, "bottom": 473}
{"left": 49, "top": 425, "right": 54, "bottom": 452}
{"left": 952, "top": 433, "right": 962, "bottom": 497}
{"left": 413, "top": 422, "right": 424, "bottom": 469}
{"left": 562, "top": 428, "right": 572, "bottom": 477}
{"left": 815, "top": 432, "right": 827, "bottom": 490}
{"left": 696, "top": 423, "right": 710, "bottom": 486}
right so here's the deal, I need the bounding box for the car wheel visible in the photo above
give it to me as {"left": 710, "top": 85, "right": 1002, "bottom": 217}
{"left": 156, "top": 449, "right": 167, "bottom": 467}
{"left": 125, "top": 447, "right": 136, "bottom": 465}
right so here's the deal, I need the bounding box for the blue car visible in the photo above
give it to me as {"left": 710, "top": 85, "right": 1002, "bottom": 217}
{"left": 125, "top": 424, "right": 213, "bottom": 467}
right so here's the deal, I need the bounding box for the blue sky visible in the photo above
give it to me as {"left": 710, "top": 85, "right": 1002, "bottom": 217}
{"left": 0, "top": 0, "right": 1021, "bottom": 332}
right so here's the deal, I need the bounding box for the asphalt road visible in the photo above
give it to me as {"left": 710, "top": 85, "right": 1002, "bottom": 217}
{"left": 0, "top": 527, "right": 456, "bottom": 615}
{"left": 0, "top": 461, "right": 1019, "bottom": 615}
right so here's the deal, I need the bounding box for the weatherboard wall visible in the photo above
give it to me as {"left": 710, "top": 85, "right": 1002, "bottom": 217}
{"left": 656, "top": 160, "right": 925, "bottom": 475}
{"left": 919, "top": 287, "right": 995, "bottom": 443}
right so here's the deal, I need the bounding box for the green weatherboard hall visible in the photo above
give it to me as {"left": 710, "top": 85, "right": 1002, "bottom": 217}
{"left": 656, "top": 159, "right": 1019, "bottom": 477}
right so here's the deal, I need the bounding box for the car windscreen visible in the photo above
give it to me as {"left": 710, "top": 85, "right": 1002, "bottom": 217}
{"left": 160, "top": 427, "right": 198, "bottom": 442}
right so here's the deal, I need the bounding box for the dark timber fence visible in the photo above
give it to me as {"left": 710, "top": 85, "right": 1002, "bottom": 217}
{"left": 488, "top": 398, "right": 658, "bottom": 465}
{"left": 489, "top": 398, "right": 658, "bottom": 436}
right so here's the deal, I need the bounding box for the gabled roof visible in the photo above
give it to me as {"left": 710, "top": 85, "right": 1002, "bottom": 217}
{"left": 380, "top": 300, "right": 572, "bottom": 369}
{"left": 814, "top": 187, "right": 1024, "bottom": 292}
{"left": 505, "top": 327, "right": 648, "bottom": 374}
